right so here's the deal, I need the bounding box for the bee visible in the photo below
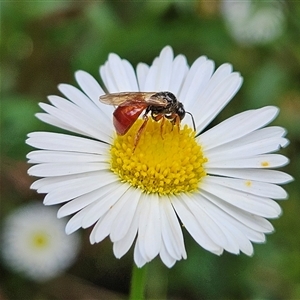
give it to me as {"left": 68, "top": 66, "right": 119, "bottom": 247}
{"left": 99, "top": 91, "right": 195, "bottom": 149}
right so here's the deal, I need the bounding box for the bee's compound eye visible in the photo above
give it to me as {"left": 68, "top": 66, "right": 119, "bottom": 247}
{"left": 178, "top": 106, "right": 185, "bottom": 120}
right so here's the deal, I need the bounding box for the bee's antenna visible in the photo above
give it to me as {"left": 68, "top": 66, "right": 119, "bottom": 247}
{"left": 186, "top": 112, "right": 196, "bottom": 132}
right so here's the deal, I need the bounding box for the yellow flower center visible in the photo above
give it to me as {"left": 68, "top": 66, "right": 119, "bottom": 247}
{"left": 110, "top": 119, "right": 207, "bottom": 195}
{"left": 30, "top": 231, "right": 50, "bottom": 249}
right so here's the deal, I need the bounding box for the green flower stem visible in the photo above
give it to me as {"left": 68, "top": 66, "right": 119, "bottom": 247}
{"left": 129, "top": 264, "right": 148, "bottom": 300}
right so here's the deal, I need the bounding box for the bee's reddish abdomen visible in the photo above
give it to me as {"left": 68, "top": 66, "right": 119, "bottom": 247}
{"left": 113, "top": 104, "right": 147, "bottom": 135}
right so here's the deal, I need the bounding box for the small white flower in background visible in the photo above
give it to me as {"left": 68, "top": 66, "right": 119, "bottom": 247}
{"left": 26, "top": 46, "right": 292, "bottom": 268}
{"left": 221, "top": 0, "right": 285, "bottom": 45}
{"left": 1, "top": 202, "right": 80, "bottom": 281}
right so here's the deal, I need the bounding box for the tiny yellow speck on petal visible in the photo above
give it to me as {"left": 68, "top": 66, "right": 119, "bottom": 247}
{"left": 245, "top": 180, "right": 252, "bottom": 187}
{"left": 261, "top": 161, "right": 270, "bottom": 167}
{"left": 109, "top": 119, "right": 207, "bottom": 195}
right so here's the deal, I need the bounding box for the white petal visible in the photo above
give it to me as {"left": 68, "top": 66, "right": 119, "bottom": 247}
{"left": 205, "top": 154, "right": 289, "bottom": 169}
{"left": 110, "top": 188, "right": 141, "bottom": 242}
{"left": 160, "top": 199, "right": 186, "bottom": 260}
{"left": 144, "top": 194, "right": 162, "bottom": 260}
{"left": 198, "top": 106, "right": 279, "bottom": 150}
{"left": 153, "top": 45, "right": 174, "bottom": 91}
{"left": 137, "top": 193, "right": 161, "bottom": 261}
{"left": 35, "top": 113, "right": 86, "bottom": 135}
{"left": 57, "top": 83, "right": 106, "bottom": 121}
{"left": 31, "top": 172, "right": 114, "bottom": 195}
{"left": 39, "top": 101, "right": 111, "bottom": 142}
{"left": 134, "top": 239, "right": 147, "bottom": 268}
{"left": 102, "top": 53, "right": 138, "bottom": 92}
{"left": 199, "top": 63, "right": 233, "bottom": 98}
{"left": 122, "top": 59, "right": 139, "bottom": 91}
{"left": 194, "top": 72, "right": 243, "bottom": 133}
{"left": 205, "top": 126, "right": 288, "bottom": 160}
{"left": 65, "top": 209, "right": 86, "bottom": 234}
{"left": 195, "top": 194, "right": 254, "bottom": 255}
{"left": 43, "top": 171, "right": 118, "bottom": 205}
{"left": 82, "top": 183, "right": 129, "bottom": 230}
{"left": 171, "top": 194, "right": 223, "bottom": 255}
{"left": 66, "top": 72, "right": 114, "bottom": 121}
{"left": 27, "top": 150, "right": 108, "bottom": 164}
{"left": 159, "top": 241, "right": 177, "bottom": 268}
{"left": 169, "top": 54, "right": 188, "bottom": 95}
{"left": 100, "top": 62, "right": 117, "bottom": 93}
{"left": 135, "top": 195, "right": 149, "bottom": 261}
{"left": 205, "top": 176, "right": 288, "bottom": 199}
{"left": 90, "top": 185, "right": 132, "bottom": 244}
{"left": 74, "top": 70, "right": 105, "bottom": 107}
{"left": 143, "top": 65, "right": 158, "bottom": 92}
{"left": 206, "top": 138, "right": 287, "bottom": 162}
{"left": 28, "top": 162, "right": 108, "bottom": 177}
{"left": 57, "top": 82, "right": 114, "bottom": 133}
{"left": 207, "top": 168, "right": 293, "bottom": 184}
{"left": 200, "top": 189, "right": 274, "bottom": 233}
{"left": 178, "top": 55, "right": 208, "bottom": 105}
{"left": 113, "top": 197, "right": 142, "bottom": 258}
{"left": 136, "top": 63, "right": 149, "bottom": 91}
{"left": 57, "top": 185, "right": 118, "bottom": 218}
{"left": 200, "top": 178, "right": 281, "bottom": 218}
{"left": 26, "top": 132, "right": 109, "bottom": 153}
{"left": 182, "top": 60, "right": 215, "bottom": 108}
{"left": 186, "top": 196, "right": 240, "bottom": 254}
{"left": 93, "top": 187, "right": 135, "bottom": 243}
{"left": 107, "top": 54, "right": 129, "bottom": 91}
{"left": 31, "top": 174, "right": 83, "bottom": 191}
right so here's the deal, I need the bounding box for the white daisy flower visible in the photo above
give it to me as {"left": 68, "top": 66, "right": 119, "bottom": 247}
{"left": 221, "top": 0, "right": 285, "bottom": 45}
{"left": 26, "top": 46, "right": 292, "bottom": 268}
{"left": 1, "top": 202, "right": 80, "bottom": 281}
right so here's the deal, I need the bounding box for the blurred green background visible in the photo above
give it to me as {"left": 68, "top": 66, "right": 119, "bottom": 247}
{"left": 1, "top": 1, "right": 300, "bottom": 299}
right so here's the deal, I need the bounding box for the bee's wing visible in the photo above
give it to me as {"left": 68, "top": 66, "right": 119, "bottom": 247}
{"left": 99, "top": 92, "right": 168, "bottom": 107}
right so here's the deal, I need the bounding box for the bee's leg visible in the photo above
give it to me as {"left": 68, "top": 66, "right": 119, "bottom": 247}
{"left": 152, "top": 113, "right": 164, "bottom": 139}
{"left": 174, "top": 114, "right": 181, "bottom": 133}
{"left": 160, "top": 117, "right": 165, "bottom": 138}
{"left": 133, "top": 115, "right": 149, "bottom": 151}
{"left": 166, "top": 114, "right": 180, "bottom": 132}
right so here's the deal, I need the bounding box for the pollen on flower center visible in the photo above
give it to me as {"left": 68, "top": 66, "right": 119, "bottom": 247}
{"left": 109, "top": 119, "right": 207, "bottom": 195}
